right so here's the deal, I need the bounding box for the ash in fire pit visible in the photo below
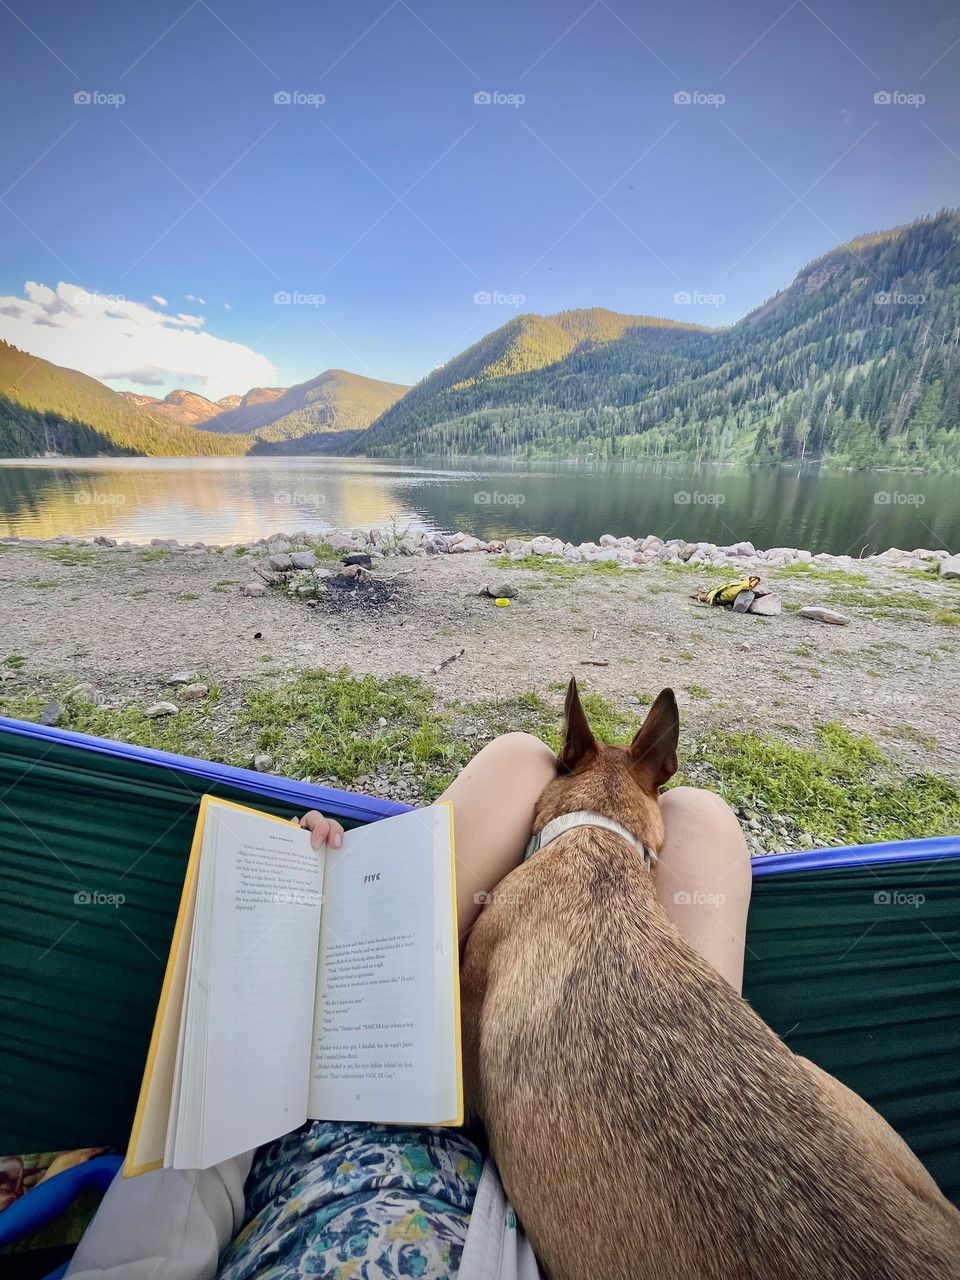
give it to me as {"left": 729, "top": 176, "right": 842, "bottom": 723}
{"left": 318, "top": 570, "right": 407, "bottom": 615}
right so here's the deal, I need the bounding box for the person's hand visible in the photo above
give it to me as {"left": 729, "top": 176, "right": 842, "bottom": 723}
{"left": 298, "top": 810, "right": 345, "bottom": 850}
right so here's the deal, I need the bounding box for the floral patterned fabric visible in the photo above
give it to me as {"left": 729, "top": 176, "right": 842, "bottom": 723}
{"left": 217, "top": 1122, "right": 483, "bottom": 1280}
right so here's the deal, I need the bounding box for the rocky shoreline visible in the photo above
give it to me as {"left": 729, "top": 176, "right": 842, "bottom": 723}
{"left": 3, "top": 526, "right": 959, "bottom": 578}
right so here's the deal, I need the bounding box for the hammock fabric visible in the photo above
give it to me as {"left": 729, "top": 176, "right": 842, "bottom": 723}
{"left": 1, "top": 718, "right": 958, "bottom": 1206}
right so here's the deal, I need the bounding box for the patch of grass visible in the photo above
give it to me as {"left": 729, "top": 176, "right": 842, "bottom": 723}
{"left": 234, "top": 546, "right": 249, "bottom": 556}
{"left": 685, "top": 684, "right": 712, "bottom": 699}
{"left": 793, "top": 643, "right": 815, "bottom": 658}
{"left": 40, "top": 545, "right": 95, "bottom": 566}
{"left": 0, "top": 689, "right": 217, "bottom": 758}
{"left": 691, "top": 721, "right": 960, "bottom": 844}
{"left": 239, "top": 667, "right": 445, "bottom": 784}
{"left": 212, "top": 579, "right": 240, "bottom": 593}
{"left": 823, "top": 580, "right": 960, "bottom": 625}
{"left": 4, "top": 654, "right": 26, "bottom": 670}
{"left": 881, "top": 724, "right": 937, "bottom": 751}
{"left": 30, "top": 580, "right": 60, "bottom": 589}
{"left": 312, "top": 542, "right": 350, "bottom": 564}
{"left": 489, "top": 554, "right": 623, "bottom": 579}
{"left": 772, "top": 562, "right": 868, "bottom": 584}
{"left": 677, "top": 650, "right": 694, "bottom": 662}
{"left": 176, "top": 591, "right": 200, "bottom": 601}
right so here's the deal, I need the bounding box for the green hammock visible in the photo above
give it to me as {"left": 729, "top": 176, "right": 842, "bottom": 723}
{"left": 1, "top": 718, "right": 958, "bottom": 1205}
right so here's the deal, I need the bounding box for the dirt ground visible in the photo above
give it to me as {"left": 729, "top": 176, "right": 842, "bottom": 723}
{"left": 1, "top": 539, "right": 957, "bottom": 781}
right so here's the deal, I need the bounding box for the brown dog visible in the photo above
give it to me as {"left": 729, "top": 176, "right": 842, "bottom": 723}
{"left": 461, "top": 680, "right": 960, "bottom": 1280}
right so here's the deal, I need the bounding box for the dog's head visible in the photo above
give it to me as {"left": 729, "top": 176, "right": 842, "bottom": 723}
{"left": 533, "top": 678, "right": 679, "bottom": 856}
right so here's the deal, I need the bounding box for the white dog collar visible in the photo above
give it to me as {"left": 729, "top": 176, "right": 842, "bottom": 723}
{"left": 525, "top": 810, "right": 657, "bottom": 870}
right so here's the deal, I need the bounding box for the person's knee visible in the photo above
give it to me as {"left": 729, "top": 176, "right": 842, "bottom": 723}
{"left": 660, "top": 787, "right": 750, "bottom": 871}
{"left": 478, "top": 731, "right": 557, "bottom": 776}
{"left": 662, "top": 785, "right": 739, "bottom": 829}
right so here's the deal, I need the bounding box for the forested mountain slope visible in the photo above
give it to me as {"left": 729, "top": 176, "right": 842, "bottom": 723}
{"left": 361, "top": 212, "right": 960, "bottom": 469}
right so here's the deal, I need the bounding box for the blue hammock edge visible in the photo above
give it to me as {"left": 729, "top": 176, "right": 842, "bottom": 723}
{"left": 2, "top": 715, "right": 959, "bottom": 874}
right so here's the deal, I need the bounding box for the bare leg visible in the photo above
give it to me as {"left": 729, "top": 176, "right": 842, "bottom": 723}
{"left": 437, "top": 732, "right": 558, "bottom": 943}
{"left": 655, "top": 787, "right": 753, "bottom": 993}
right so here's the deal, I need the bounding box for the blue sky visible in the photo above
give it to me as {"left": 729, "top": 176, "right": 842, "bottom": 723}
{"left": 1, "top": 0, "right": 959, "bottom": 399}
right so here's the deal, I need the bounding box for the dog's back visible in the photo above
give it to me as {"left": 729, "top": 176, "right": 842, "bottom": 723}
{"left": 461, "top": 683, "right": 960, "bottom": 1280}
{"left": 464, "top": 834, "right": 960, "bottom": 1280}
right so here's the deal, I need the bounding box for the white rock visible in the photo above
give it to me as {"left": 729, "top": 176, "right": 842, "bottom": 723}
{"left": 748, "top": 594, "right": 782, "bottom": 616}
{"left": 145, "top": 702, "right": 178, "bottom": 717}
{"left": 181, "top": 683, "right": 209, "bottom": 700}
{"left": 941, "top": 555, "right": 960, "bottom": 580}
{"left": 449, "top": 535, "right": 487, "bottom": 553}
{"left": 166, "top": 671, "right": 198, "bottom": 685}
{"left": 599, "top": 534, "right": 619, "bottom": 547}
{"left": 530, "top": 536, "right": 565, "bottom": 556}
{"left": 640, "top": 535, "right": 663, "bottom": 553}
{"left": 290, "top": 550, "right": 317, "bottom": 569}
{"left": 242, "top": 583, "right": 267, "bottom": 597}
{"left": 253, "top": 753, "right": 274, "bottom": 772}
{"left": 326, "top": 533, "right": 356, "bottom": 551}
{"left": 799, "top": 606, "right": 851, "bottom": 626}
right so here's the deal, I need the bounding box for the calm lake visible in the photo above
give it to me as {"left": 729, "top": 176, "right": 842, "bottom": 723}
{"left": 0, "top": 457, "right": 956, "bottom": 556}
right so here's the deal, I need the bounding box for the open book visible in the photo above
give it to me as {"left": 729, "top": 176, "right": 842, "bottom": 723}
{"left": 126, "top": 797, "right": 461, "bottom": 1175}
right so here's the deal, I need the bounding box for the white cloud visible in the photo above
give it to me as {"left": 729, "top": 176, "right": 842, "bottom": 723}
{"left": 185, "top": 293, "right": 207, "bottom": 304}
{"left": 0, "top": 281, "right": 276, "bottom": 400}
{"left": 152, "top": 294, "right": 168, "bottom": 306}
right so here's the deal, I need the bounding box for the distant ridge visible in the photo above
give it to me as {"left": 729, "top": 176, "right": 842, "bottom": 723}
{"left": 0, "top": 342, "right": 250, "bottom": 457}
{"left": 203, "top": 368, "right": 409, "bottom": 451}
{"left": 361, "top": 211, "right": 960, "bottom": 470}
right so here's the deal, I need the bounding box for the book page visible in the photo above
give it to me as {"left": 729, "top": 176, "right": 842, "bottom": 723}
{"left": 307, "top": 804, "right": 460, "bottom": 1125}
{"left": 180, "top": 800, "right": 324, "bottom": 1168}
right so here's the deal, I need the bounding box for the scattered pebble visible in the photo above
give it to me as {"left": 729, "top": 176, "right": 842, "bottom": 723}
{"left": 145, "top": 702, "right": 178, "bottom": 718}
{"left": 799, "top": 606, "right": 851, "bottom": 626}
{"left": 67, "top": 682, "right": 99, "bottom": 702}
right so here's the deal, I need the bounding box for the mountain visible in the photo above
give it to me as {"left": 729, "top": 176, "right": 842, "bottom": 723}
{"left": 119, "top": 388, "right": 225, "bottom": 427}
{"left": 236, "top": 386, "right": 288, "bottom": 409}
{"left": 0, "top": 342, "right": 250, "bottom": 457}
{"left": 203, "top": 368, "right": 409, "bottom": 453}
{"left": 361, "top": 212, "right": 960, "bottom": 470}
{"left": 363, "top": 308, "right": 705, "bottom": 453}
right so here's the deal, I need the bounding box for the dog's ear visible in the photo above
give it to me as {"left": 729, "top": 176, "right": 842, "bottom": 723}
{"left": 629, "top": 688, "right": 679, "bottom": 790}
{"left": 559, "top": 677, "right": 598, "bottom": 772}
